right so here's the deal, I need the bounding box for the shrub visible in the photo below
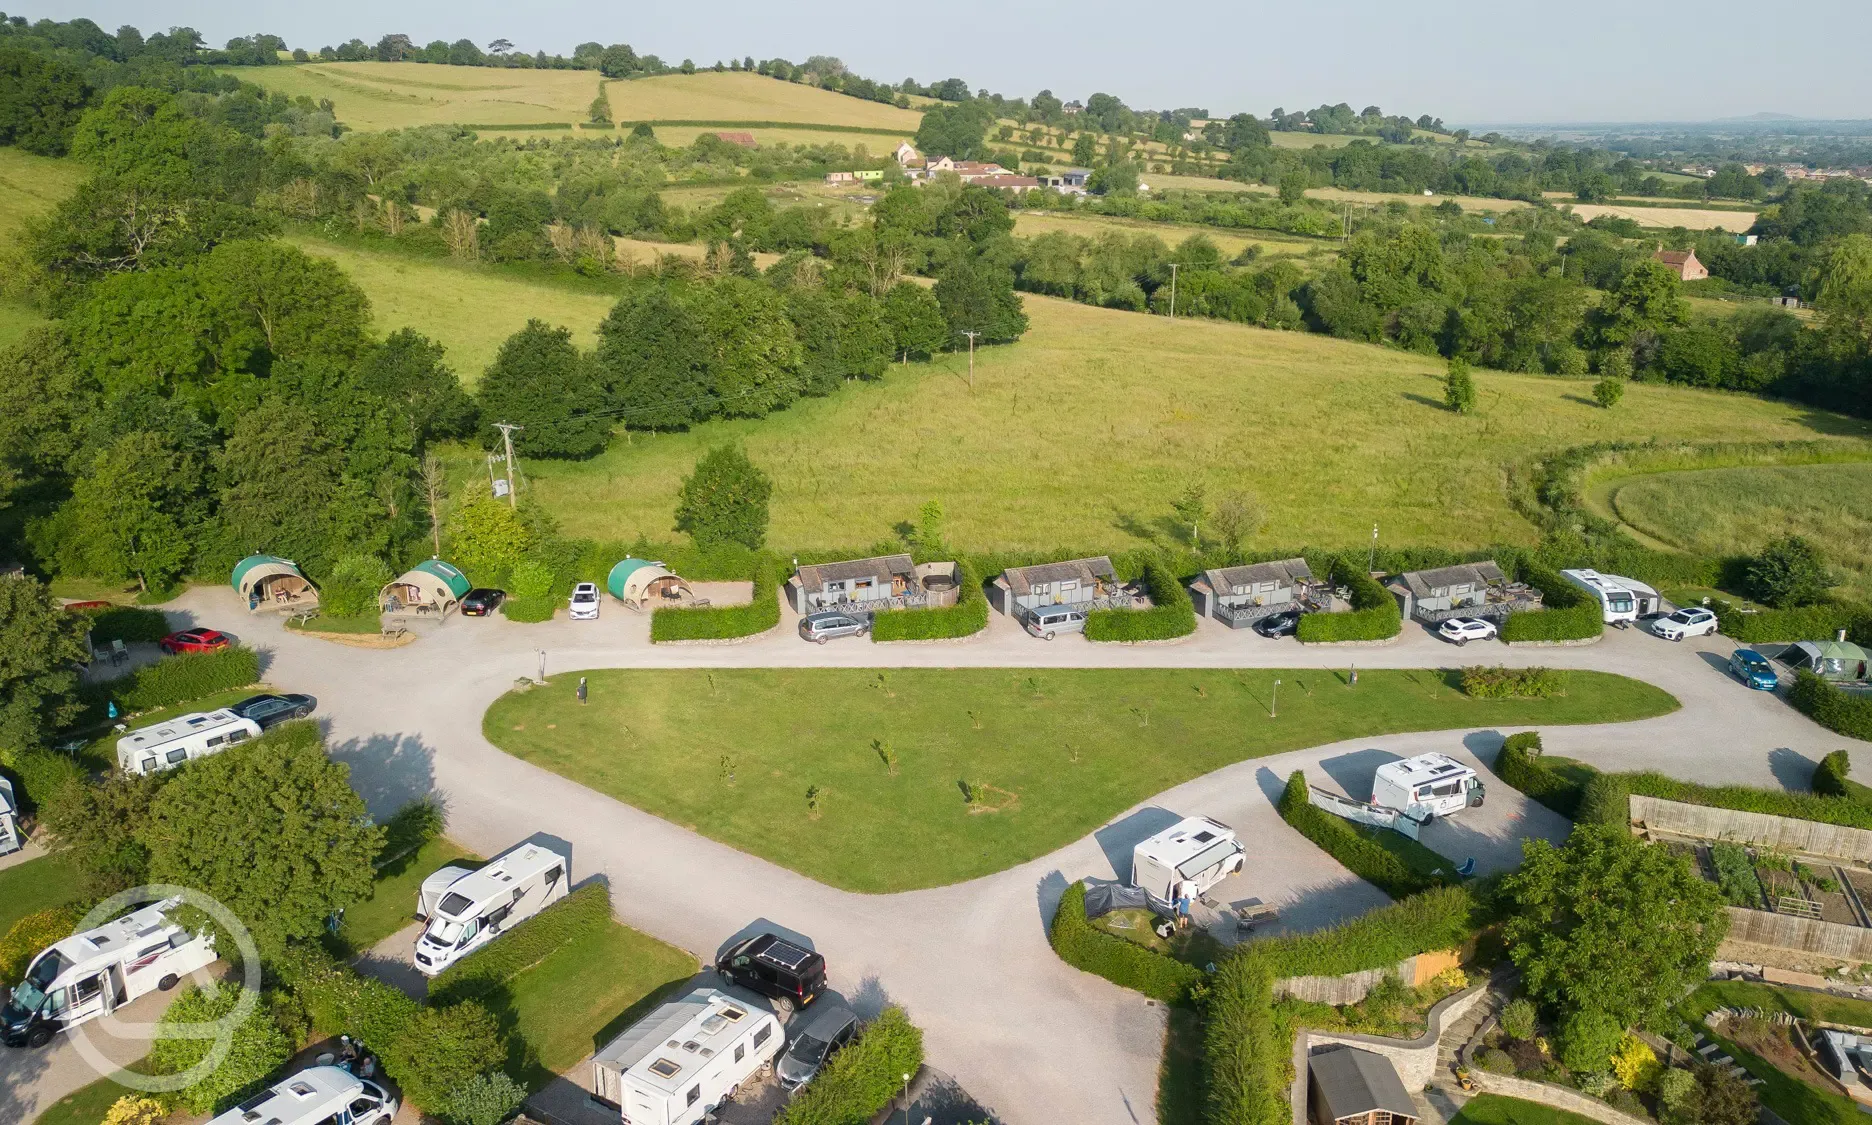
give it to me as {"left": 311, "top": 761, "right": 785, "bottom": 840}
{"left": 444, "top": 1071, "right": 528, "bottom": 1125}
{"left": 1277, "top": 771, "right": 1446, "bottom": 899}
{"left": 1709, "top": 843, "right": 1763, "bottom": 907}
{"left": 147, "top": 983, "right": 291, "bottom": 1115}
{"left": 1501, "top": 562, "right": 1603, "bottom": 643}
{"left": 1500, "top": 996, "right": 1537, "bottom": 1041}
{"left": 1445, "top": 357, "right": 1477, "bottom": 414}
{"left": 1493, "top": 732, "right": 1583, "bottom": 818}
{"left": 501, "top": 595, "right": 558, "bottom": 623}
{"left": 1575, "top": 772, "right": 1632, "bottom": 826}
{"left": 1813, "top": 750, "right": 1872, "bottom": 803}
{"left": 268, "top": 941, "right": 421, "bottom": 1060}
{"left": 0, "top": 907, "right": 81, "bottom": 986}
{"left": 377, "top": 798, "right": 446, "bottom": 864}
{"left": 429, "top": 882, "right": 610, "bottom": 1004}
{"left": 674, "top": 445, "right": 773, "bottom": 551}
{"left": 1461, "top": 666, "right": 1566, "bottom": 699}
{"left": 1475, "top": 1047, "right": 1515, "bottom": 1074}
{"left": 1297, "top": 558, "right": 1400, "bottom": 643}
{"left": 1047, "top": 882, "right": 1200, "bottom": 1002}
{"left": 1711, "top": 598, "right": 1866, "bottom": 643}
{"left": 1085, "top": 557, "right": 1195, "bottom": 642}
{"left": 1747, "top": 535, "right": 1834, "bottom": 607}
{"left": 323, "top": 555, "right": 392, "bottom": 618}
{"left": 651, "top": 558, "right": 781, "bottom": 641}
{"left": 1593, "top": 377, "right": 1625, "bottom": 409}
{"left": 390, "top": 1002, "right": 505, "bottom": 1113}
{"left": 773, "top": 1006, "right": 923, "bottom": 1125}
{"left": 1790, "top": 670, "right": 1872, "bottom": 741}
{"left": 6, "top": 748, "right": 83, "bottom": 812}
{"left": 1657, "top": 1066, "right": 1698, "bottom": 1114}
{"left": 1254, "top": 885, "right": 1476, "bottom": 979}
{"left": 870, "top": 560, "right": 987, "bottom": 641}
{"left": 81, "top": 646, "right": 262, "bottom": 716}
{"left": 1557, "top": 1008, "right": 1624, "bottom": 1073}
{"left": 1611, "top": 1033, "right": 1661, "bottom": 1090}
{"left": 84, "top": 606, "right": 169, "bottom": 644}
{"left": 102, "top": 1096, "right": 167, "bottom": 1125}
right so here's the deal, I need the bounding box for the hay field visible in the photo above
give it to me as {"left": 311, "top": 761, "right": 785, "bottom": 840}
{"left": 1310, "top": 186, "right": 1530, "bottom": 212}
{"left": 1011, "top": 211, "right": 1330, "bottom": 263}
{"left": 1609, "top": 463, "right": 1872, "bottom": 602}
{"left": 1269, "top": 132, "right": 1357, "bottom": 149}
{"left": 1566, "top": 203, "right": 1758, "bottom": 232}
{"left": 645, "top": 124, "right": 913, "bottom": 149}
{"left": 230, "top": 64, "right": 923, "bottom": 134}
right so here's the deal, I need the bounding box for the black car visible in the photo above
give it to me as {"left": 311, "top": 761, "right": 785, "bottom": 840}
{"left": 461, "top": 588, "right": 506, "bottom": 616}
{"left": 1252, "top": 610, "right": 1303, "bottom": 639}
{"left": 230, "top": 693, "right": 316, "bottom": 730}
{"left": 716, "top": 933, "right": 827, "bottom": 1015}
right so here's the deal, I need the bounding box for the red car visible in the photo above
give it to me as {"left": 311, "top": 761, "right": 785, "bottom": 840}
{"left": 159, "top": 628, "right": 232, "bottom": 655}
{"left": 63, "top": 600, "right": 113, "bottom": 611}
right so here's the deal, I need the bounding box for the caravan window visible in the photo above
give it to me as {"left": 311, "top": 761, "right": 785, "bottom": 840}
{"left": 140, "top": 756, "right": 157, "bottom": 774}
{"left": 228, "top": 729, "right": 251, "bottom": 745}
{"left": 687, "top": 1085, "right": 701, "bottom": 1106}
{"left": 1431, "top": 781, "right": 1461, "bottom": 798}
{"left": 73, "top": 975, "right": 101, "bottom": 1004}
{"left": 734, "top": 1043, "right": 745, "bottom": 1063}
{"left": 165, "top": 748, "right": 188, "bottom": 766}
{"left": 545, "top": 866, "right": 563, "bottom": 891}
{"left": 753, "top": 1024, "right": 772, "bottom": 1047}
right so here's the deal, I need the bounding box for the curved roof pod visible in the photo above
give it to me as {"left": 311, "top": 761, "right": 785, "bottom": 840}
{"left": 232, "top": 555, "right": 319, "bottom": 611}
{"left": 606, "top": 558, "right": 693, "bottom": 606}
{"left": 381, "top": 559, "right": 472, "bottom": 613}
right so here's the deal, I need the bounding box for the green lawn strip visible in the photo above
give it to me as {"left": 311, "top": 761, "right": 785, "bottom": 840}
{"left": 0, "top": 852, "right": 84, "bottom": 934}
{"left": 1157, "top": 1004, "right": 1205, "bottom": 1125}
{"left": 485, "top": 667, "right": 1677, "bottom": 893}
{"left": 30, "top": 1060, "right": 153, "bottom": 1125}
{"left": 328, "top": 836, "right": 481, "bottom": 958}
{"left": 486, "top": 920, "right": 698, "bottom": 1087}
{"left": 286, "top": 613, "right": 385, "bottom": 635}
{"left": 71, "top": 686, "right": 266, "bottom": 772}
{"left": 1449, "top": 1093, "right": 1607, "bottom": 1125}
{"left": 1684, "top": 980, "right": 1872, "bottom": 1031}
{"left": 1351, "top": 820, "right": 1461, "bottom": 879}
{"left": 1705, "top": 1027, "right": 1859, "bottom": 1125}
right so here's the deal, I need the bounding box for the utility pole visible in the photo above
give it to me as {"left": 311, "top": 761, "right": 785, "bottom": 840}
{"left": 1168, "top": 262, "right": 1179, "bottom": 320}
{"left": 959, "top": 330, "right": 980, "bottom": 393}
{"left": 492, "top": 422, "right": 523, "bottom": 509}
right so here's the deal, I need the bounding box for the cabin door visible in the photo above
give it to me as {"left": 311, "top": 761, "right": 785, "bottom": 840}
{"left": 64, "top": 972, "right": 108, "bottom": 1026}
{"left": 106, "top": 964, "right": 126, "bottom": 1010}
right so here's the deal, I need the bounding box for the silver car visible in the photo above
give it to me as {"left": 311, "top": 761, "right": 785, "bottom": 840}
{"left": 776, "top": 1004, "right": 857, "bottom": 1091}
{"left": 799, "top": 611, "right": 867, "bottom": 643}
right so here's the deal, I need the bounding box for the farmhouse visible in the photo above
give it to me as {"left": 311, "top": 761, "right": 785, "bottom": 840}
{"left": 971, "top": 174, "right": 1042, "bottom": 192}
{"left": 1653, "top": 246, "right": 1709, "bottom": 281}
{"left": 1387, "top": 560, "right": 1539, "bottom": 623}
{"left": 231, "top": 554, "right": 318, "bottom": 614}
{"left": 1307, "top": 1045, "right": 1418, "bottom": 1125}
{"left": 989, "top": 556, "right": 1127, "bottom": 618}
{"left": 894, "top": 141, "right": 920, "bottom": 166}
{"left": 790, "top": 554, "right": 962, "bottom": 614}
{"left": 381, "top": 559, "right": 472, "bottom": 617}
{"left": 1189, "top": 558, "right": 1318, "bottom": 628}
{"left": 713, "top": 131, "right": 757, "bottom": 148}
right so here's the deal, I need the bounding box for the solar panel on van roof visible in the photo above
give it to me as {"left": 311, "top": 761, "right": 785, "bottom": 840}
{"left": 758, "top": 939, "right": 815, "bottom": 972}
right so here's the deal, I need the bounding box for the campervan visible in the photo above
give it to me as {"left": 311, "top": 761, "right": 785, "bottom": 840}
{"left": 1371, "top": 754, "right": 1484, "bottom": 821}
{"left": 116, "top": 709, "right": 262, "bottom": 776}
{"left": 590, "top": 986, "right": 785, "bottom": 1125}
{"left": 413, "top": 842, "right": 569, "bottom": 977}
{"left": 204, "top": 1066, "right": 397, "bottom": 1125}
{"left": 1559, "top": 569, "right": 1659, "bottom": 625}
{"left": 0, "top": 896, "right": 216, "bottom": 1048}
{"left": 1129, "top": 816, "right": 1246, "bottom": 911}
{"left": 0, "top": 776, "right": 20, "bottom": 857}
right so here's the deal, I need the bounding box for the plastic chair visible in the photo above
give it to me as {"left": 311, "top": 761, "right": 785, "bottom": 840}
{"left": 109, "top": 639, "right": 128, "bottom": 665}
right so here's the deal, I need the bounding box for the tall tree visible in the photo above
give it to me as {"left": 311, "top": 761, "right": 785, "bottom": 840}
{"left": 933, "top": 254, "right": 1028, "bottom": 344}
{"left": 881, "top": 281, "right": 948, "bottom": 361}
{"left": 476, "top": 320, "right": 609, "bottom": 458}
{"left": 694, "top": 277, "right": 803, "bottom": 418}
{"left": 209, "top": 399, "right": 346, "bottom": 573}
{"left": 47, "top": 430, "right": 201, "bottom": 590}
{"left": 0, "top": 48, "right": 93, "bottom": 156}
{"left": 593, "top": 284, "right": 716, "bottom": 430}
{"left": 673, "top": 444, "right": 771, "bottom": 550}
{"left": 0, "top": 576, "right": 91, "bottom": 756}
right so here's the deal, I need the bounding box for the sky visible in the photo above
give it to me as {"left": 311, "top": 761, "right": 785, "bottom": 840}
{"left": 17, "top": 0, "right": 1872, "bottom": 125}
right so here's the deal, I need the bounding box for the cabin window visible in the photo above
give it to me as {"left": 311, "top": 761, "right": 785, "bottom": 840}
{"left": 165, "top": 748, "right": 188, "bottom": 765}
{"left": 1059, "top": 580, "right": 1079, "bottom": 593}
{"left": 753, "top": 1024, "right": 772, "bottom": 1047}
{"left": 686, "top": 1085, "right": 701, "bottom": 1107}
{"left": 1257, "top": 582, "right": 1276, "bottom": 593}
{"left": 1032, "top": 582, "right": 1051, "bottom": 595}
{"left": 1451, "top": 583, "right": 1471, "bottom": 595}
{"left": 1231, "top": 585, "right": 1250, "bottom": 595}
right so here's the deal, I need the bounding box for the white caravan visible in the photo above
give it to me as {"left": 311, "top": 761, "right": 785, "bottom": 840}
{"left": 0, "top": 896, "right": 216, "bottom": 1048}
{"left": 116, "top": 709, "right": 262, "bottom": 776}
{"left": 413, "top": 842, "right": 569, "bottom": 977}
{"left": 1130, "top": 816, "right": 1246, "bottom": 910}
{"left": 1559, "top": 568, "right": 1659, "bottom": 625}
{"left": 205, "top": 1066, "right": 397, "bottom": 1125}
{"left": 590, "top": 986, "right": 785, "bottom": 1125}
{"left": 0, "top": 776, "right": 20, "bottom": 857}
{"left": 1372, "top": 754, "right": 1485, "bottom": 821}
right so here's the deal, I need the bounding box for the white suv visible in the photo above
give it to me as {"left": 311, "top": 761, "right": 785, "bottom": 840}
{"left": 1652, "top": 607, "right": 1717, "bottom": 641}
{"left": 1438, "top": 617, "right": 1498, "bottom": 645}
{"left": 569, "top": 582, "right": 601, "bottom": 620}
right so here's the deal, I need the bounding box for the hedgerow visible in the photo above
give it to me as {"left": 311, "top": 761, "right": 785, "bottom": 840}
{"left": 651, "top": 558, "right": 781, "bottom": 641}
{"left": 428, "top": 882, "right": 610, "bottom": 1005}
{"left": 772, "top": 1006, "right": 924, "bottom": 1125}
{"left": 1085, "top": 556, "right": 1195, "bottom": 642}
{"left": 1047, "top": 882, "right": 1201, "bottom": 1002}
{"left": 1276, "top": 771, "right": 1448, "bottom": 899}
{"left": 1461, "top": 666, "right": 1566, "bottom": 699}
{"left": 1712, "top": 598, "right": 1869, "bottom": 644}
{"left": 82, "top": 606, "right": 169, "bottom": 644}
{"left": 1500, "top": 562, "right": 1602, "bottom": 643}
{"left": 1789, "top": 669, "right": 1872, "bottom": 741}
{"left": 870, "top": 559, "right": 987, "bottom": 641}
{"left": 1297, "top": 558, "right": 1400, "bottom": 643}
{"left": 4, "top": 749, "right": 84, "bottom": 812}
{"left": 80, "top": 647, "right": 262, "bottom": 716}
{"left": 1493, "top": 732, "right": 1582, "bottom": 818}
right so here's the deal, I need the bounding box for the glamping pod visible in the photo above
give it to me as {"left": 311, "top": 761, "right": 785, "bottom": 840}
{"left": 380, "top": 559, "right": 472, "bottom": 617}
{"left": 606, "top": 558, "right": 695, "bottom": 609}
{"left": 231, "top": 554, "right": 318, "bottom": 613}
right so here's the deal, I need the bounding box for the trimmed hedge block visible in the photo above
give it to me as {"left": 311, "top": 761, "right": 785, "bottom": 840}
{"left": 1047, "top": 882, "right": 1200, "bottom": 1002}
{"left": 1085, "top": 557, "right": 1195, "bottom": 642}
{"left": 1500, "top": 562, "right": 1602, "bottom": 643}
{"left": 1790, "top": 669, "right": 1872, "bottom": 742}
{"left": 81, "top": 646, "right": 262, "bottom": 716}
{"left": 772, "top": 1006, "right": 924, "bottom": 1125}
{"left": 1276, "top": 771, "right": 1448, "bottom": 899}
{"left": 1493, "top": 731, "right": 1583, "bottom": 818}
{"left": 1713, "top": 599, "right": 1868, "bottom": 644}
{"left": 83, "top": 606, "right": 170, "bottom": 644}
{"left": 651, "top": 562, "right": 780, "bottom": 642}
{"left": 871, "top": 560, "right": 987, "bottom": 642}
{"left": 1297, "top": 559, "right": 1400, "bottom": 643}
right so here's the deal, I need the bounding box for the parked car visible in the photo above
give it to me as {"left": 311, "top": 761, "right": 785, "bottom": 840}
{"left": 799, "top": 611, "right": 868, "bottom": 644}
{"left": 569, "top": 582, "right": 601, "bottom": 620}
{"left": 230, "top": 693, "right": 317, "bottom": 730}
{"left": 460, "top": 588, "right": 506, "bottom": 617}
{"left": 1652, "top": 607, "right": 1718, "bottom": 642}
{"left": 1729, "top": 648, "right": 1779, "bottom": 691}
{"left": 1252, "top": 610, "right": 1302, "bottom": 639}
{"left": 776, "top": 1004, "right": 858, "bottom": 1092}
{"left": 1437, "top": 617, "right": 1497, "bottom": 646}
{"left": 1023, "top": 605, "right": 1087, "bottom": 640}
{"left": 62, "top": 600, "right": 113, "bottom": 612}
{"left": 158, "top": 628, "right": 231, "bottom": 655}
{"left": 715, "top": 932, "right": 827, "bottom": 1015}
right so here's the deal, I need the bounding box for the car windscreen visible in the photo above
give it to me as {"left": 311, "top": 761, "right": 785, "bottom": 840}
{"left": 424, "top": 917, "right": 465, "bottom": 944}
{"left": 8, "top": 978, "right": 49, "bottom": 1014}
{"left": 789, "top": 1034, "right": 830, "bottom": 1064}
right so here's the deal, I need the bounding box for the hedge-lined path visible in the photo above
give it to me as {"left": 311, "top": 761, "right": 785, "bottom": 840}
{"left": 34, "top": 584, "right": 1856, "bottom": 1125}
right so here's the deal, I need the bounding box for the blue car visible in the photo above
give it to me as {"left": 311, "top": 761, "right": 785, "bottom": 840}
{"left": 1728, "top": 648, "right": 1778, "bottom": 691}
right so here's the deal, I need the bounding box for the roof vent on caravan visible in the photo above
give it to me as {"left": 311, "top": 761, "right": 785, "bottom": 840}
{"left": 649, "top": 1058, "right": 682, "bottom": 1079}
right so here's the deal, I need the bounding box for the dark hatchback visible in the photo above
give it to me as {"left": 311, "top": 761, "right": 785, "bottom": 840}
{"left": 230, "top": 693, "right": 317, "bottom": 729}
{"left": 716, "top": 933, "right": 827, "bottom": 1015}
{"left": 1252, "top": 610, "right": 1303, "bottom": 638}
{"left": 461, "top": 589, "right": 506, "bottom": 616}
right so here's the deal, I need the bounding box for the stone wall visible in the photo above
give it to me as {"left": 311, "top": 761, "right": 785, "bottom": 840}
{"left": 1287, "top": 984, "right": 1491, "bottom": 1124}
{"left": 1631, "top": 795, "right": 1872, "bottom": 863}
{"left": 1469, "top": 1072, "right": 1652, "bottom": 1125}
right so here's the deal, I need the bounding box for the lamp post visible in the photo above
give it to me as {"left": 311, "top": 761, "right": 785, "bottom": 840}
{"left": 901, "top": 1072, "right": 912, "bottom": 1125}
{"left": 1368, "top": 522, "right": 1379, "bottom": 572}
{"left": 537, "top": 650, "right": 547, "bottom": 684}
{"left": 1271, "top": 678, "right": 1280, "bottom": 719}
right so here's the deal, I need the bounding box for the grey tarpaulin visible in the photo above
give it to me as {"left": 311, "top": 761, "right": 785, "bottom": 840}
{"left": 1082, "top": 880, "right": 1152, "bottom": 920}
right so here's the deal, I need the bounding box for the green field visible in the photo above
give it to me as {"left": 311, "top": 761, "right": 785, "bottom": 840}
{"left": 30, "top": 1065, "right": 150, "bottom": 1125}
{"left": 1608, "top": 462, "right": 1872, "bottom": 601}
{"left": 0, "top": 852, "right": 82, "bottom": 934}
{"left": 484, "top": 667, "right": 1676, "bottom": 892}
{"left": 1450, "top": 1094, "right": 1606, "bottom": 1125}
{"left": 0, "top": 146, "right": 82, "bottom": 349}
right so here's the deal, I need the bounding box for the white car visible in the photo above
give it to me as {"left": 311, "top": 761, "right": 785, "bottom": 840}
{"left": 1652, "top": 607, "right": 1718, "bottom": 641}
{"left": 569, "top": 582, "right": 601, "bottom": 620}
{"left": 1438, "top": 617, "right": 1498, "bottom": 645}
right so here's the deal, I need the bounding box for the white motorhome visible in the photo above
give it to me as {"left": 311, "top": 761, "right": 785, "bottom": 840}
{"left": 413, "top": 842, "right": 569, "bottom": 977}
{"left": 0, "top": 896, "right": 216, "bottom": 1048}
{"left": 590, "top": 986, "right": 785, "bottom": 1125}
{"left": 205, "top": 1066, "right": 397, "bottom": 1125}
{"left": 1130, "top": 816, "right": 1245, "bottom": 910}
{"left": 1559, "top": 568, "right": 1659, "bottom": 624}
{"left": 0, "top": 775, "right": 20, "bottom": 857}
{"left": 1371, "top": 754, "right": 1484, "bottom": 821}
{"left": 116, "top": 708, "right": 262, "bottom": 776}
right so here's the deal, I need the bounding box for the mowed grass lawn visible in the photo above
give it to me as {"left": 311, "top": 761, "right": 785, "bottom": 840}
{"left": 1610, "top": 462, "right": 1872, "bottom": 603}
{"left": 1451, "top": 1094, "right": 1606, "bottom": 1125}
{"left": 1680, "top": 982, "right": 1863, "bottom": 1125}
{"left": 484, "top": 667, "right": 1676, "bottom": 892}
{"left": 330, "top": 835, "right": 480, "bottom": 957}
{"left": 0, "top": 852, "right": 83, "bottom": 934}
